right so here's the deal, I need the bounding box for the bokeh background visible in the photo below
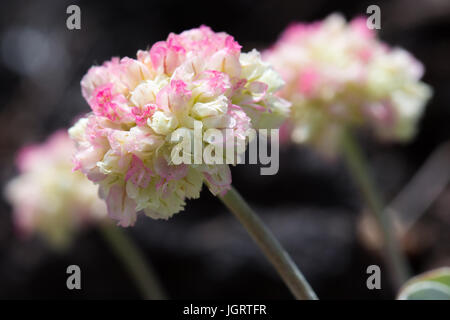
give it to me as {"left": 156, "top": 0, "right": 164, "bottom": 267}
{"left": 0, "top": 0, "right": 449, "bottom": 299}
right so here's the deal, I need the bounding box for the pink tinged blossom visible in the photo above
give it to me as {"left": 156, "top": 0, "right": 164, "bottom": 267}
{"left": 17, "top": 130, "right": 71, "bottom": 172}
{"left": 278, "top": 121, "right": 293, "bottom": 144}
{"left": 154, "top": 156, "right": 189, "bottom": 183}
{"left": 81, "top": 57, "right": 120, "bottom": 101}
{"left": 106, "top": 184, "right": 137, "bottom": 227}
{"left": 155, "top": 80, "right": 191, "bottom": 114}
{"left": 125, "top": 155, "right": 153, "bottom": 188}
{"left": 132, "top": 104, "right": 157, "bottom": 126}
{"left": 199, "top": 70, "right": 232, "bottom": 97}
{"left": 232, "top": 78, "right": 247, "bottom": 93}
{"left": 114, "top": 57, "right": 152, "bottom": 92}
{"left": 297, "top": 68, "right": 319, "bottom": 97}
{"left": 203, "top": 165, "right": 232, "bottom": 197}
{"left": 150, "top": 41, "right": 186, "bottom": 75}
{"left": 82, "top": 57, "right": 152, "bottom": 102}
{"left": 264, "top": 13, "right": 431, "bottom": 150}
{"left": 227, "top": 104, "right": 252, "bottom": 138}
{"left": 350, "top": 16, "right": 376, "bottom": 39}
{"left": 154, "top": 156, "right": 189, "bottom": 196}
{"left": 357, "top": 48, "right": 373, "bottom": 63}
{"left": 168, "top": 80, "right": 192, "bottom": 112}
{"left": 73, "top": 146, "right": 105, "bottom": 174}
{"left": 5, "top": 131, "right": 107, "bottom": 247}
{"left": 365, "top": 102, "right": 395, "bottom": 127}
{"left": 90, "top": 83, "right": 123, "bottom": 121}
{"left": 237, "top": 83, "right": 270, "bottom": 112}
{"left": 247, "top": 82, "right": 268, "bottom": 103}
{"left": 16, "top": 145, "right": 39, "bottom": 172}
{"left": 70, "top": 25, "right": 288, "bottom": 224}
{"left": 224, "top": 35, "right": 242, "bottom": 54}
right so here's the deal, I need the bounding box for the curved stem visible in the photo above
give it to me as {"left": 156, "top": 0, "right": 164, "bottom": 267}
{"left": 99, "top": 222, "right": 167, "bottom": 300}
{"left": 219, "top": 186, "right": 318, "bottom": 300}
{"left": 340, "top": 129, "right": 411, "bottom": 289}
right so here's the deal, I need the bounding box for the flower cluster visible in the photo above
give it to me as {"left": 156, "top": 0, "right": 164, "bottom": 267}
{"left": 264, "top": 14, "right": 432, "bottom": 154}
{"left": 5, "top": 131, "right": 106, "bottom": 248}
{"left": 69, "top": 26, "right": 289, "bottom": 226}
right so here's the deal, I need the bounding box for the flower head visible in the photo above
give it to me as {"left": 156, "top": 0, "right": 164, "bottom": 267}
{"left": 264, "top": 14, "right": 432, "bottom": 154}
{"left": 69, "top": 26, "right": 289, "bottom": 226}
{"left": 4, "top": 131, "right": 106, "bottom": 248}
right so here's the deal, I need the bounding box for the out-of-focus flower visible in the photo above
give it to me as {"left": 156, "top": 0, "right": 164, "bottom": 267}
{"left": 264, "top": 14, "right": 432, "bottom": 154}
{"left": 4, "top": 131, "right": 106, "bottom": 248}
{"left": 69, "top": 26, "right": 289, "bottom": 226}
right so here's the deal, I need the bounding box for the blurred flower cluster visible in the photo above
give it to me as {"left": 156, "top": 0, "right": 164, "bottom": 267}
{"left": 5, "top": 131, "right": 106, "bottom": 248}
{"left": 70, "top": 26, "right": 290, "bottom": 226}
{"left": 264, "top": 14, "right": 432, "bottom": 154}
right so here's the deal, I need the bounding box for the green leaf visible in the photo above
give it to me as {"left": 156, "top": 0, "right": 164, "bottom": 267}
{"left": 398, "top": 267, "right": 450, "bottom": 300}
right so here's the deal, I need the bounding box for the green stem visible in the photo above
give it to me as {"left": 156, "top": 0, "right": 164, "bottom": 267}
{"left": 219, "top": 186, "right": 318, "bottom": 300}
{"left": 99, "top": 222, "right": 167, "bottom": 300}
{"left": 340, "top": 129, "right": 411, "bottom": 289}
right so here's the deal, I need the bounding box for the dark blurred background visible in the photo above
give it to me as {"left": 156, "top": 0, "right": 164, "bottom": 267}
{"left": 0, "top": 0, "right": 449, "bottom": 299}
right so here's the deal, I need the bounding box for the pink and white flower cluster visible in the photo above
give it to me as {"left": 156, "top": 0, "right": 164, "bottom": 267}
{"left": 69, "top": 26, "right": 289, "bottom": 226}
{"left": 264, "top": 14, "right": 432, "bottom": 153}
{"left": 5, "top": 131, "right": 106, "bottom": 248}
